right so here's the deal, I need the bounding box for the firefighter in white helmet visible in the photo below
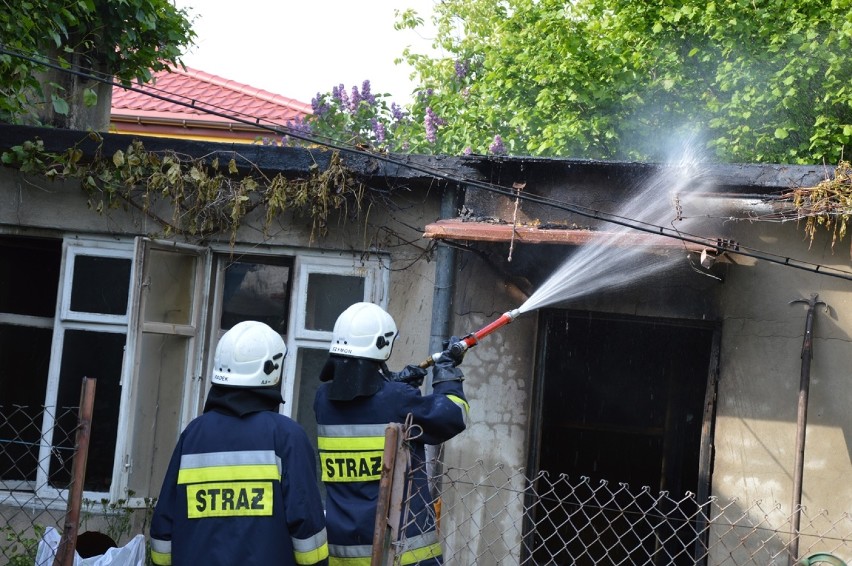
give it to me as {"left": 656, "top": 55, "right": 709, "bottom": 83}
{"left": 150, "top": 320, "right": 329, "bottom": 566}
{"left": 314, "top": 302, "right": 468, "bottom": 565}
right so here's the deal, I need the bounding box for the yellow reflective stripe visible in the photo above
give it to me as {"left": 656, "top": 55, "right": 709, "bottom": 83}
{"left": 295, "top": 541, "right": 329, "bottom": 565}
{"left": 177, "top": 464, "right": 280, "bottom": 484}
{"left": 328, "top": 539, "right": 441, "bottom": 565}
{"left": 317, "top": 436, "right": 385, "bottom": 451}
{"left": 400, "top": 542, "right": 443, "bottom": 565}
{"left": 446, "top": 394, "right": 470, "bottom": 414}
{"left": 150, "top": 550, "right": 171, "bottom": 565}
{"left": 320, "top": 450, "right": 384, "bottom": 482}
{"left": 186, "top": 481, "right": 273, "bottom": 518}
{"left": 293, "top": 529, "right": 329, "bottom": 564}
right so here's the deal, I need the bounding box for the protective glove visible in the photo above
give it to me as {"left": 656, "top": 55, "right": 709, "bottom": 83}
{"left": 390, "top": 364, "right": 428, "bottom": 387}
{"left": 432, "top": 336, "right": 466, "bottom": 384}
{"left": 440, "top": 335, "right": 467, "bottom": 367}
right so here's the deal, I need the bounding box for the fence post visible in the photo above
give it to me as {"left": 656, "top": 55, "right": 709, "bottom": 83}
{"left": 53, "top": 377, "right": 96, "bottom": 566}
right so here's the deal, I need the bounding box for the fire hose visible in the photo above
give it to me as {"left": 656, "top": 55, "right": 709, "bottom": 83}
{"left": 418, "top": 308, "right": 523, "bottom": 368}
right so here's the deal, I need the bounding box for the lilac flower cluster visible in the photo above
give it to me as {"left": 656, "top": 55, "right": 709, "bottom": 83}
{"left": 371, "top": 118, "right": 386, "bottom": 143}
{"left": 455, "top": 59, "right": 470, "bottom": 79}
{"left": 278, "top": 117, "right": 314, "bottom": 146}
{"left": 349, "top": 86, "right": 361, "bottom": 111}
{"left": 390, "top": 102, "right": 407, "bottom": 123}
{"left": 361, "top": 80, "right": 376, "bottom": 106}
{"left": 489, "top": 135, "right": 506, "bottom": 155}
{"left": 424, "top": 107, "right": 443, "bottom": 143}
{"left": 332, "top": 83, "right": 352, "bottom": 113}
{"left": 311, "top": 93, "right": 329, "bottom": 117}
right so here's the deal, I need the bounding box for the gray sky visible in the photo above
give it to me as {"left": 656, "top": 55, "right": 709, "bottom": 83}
{"left": 172, "top": 0, "right": 437, "bottom": 105}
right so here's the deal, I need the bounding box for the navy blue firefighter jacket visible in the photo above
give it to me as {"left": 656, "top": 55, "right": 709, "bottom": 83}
{"left": 314, "top": 374, "right": 468, "bottom": 565}
{"left": 150, "top": 407, "right": 329, "bottom": 566}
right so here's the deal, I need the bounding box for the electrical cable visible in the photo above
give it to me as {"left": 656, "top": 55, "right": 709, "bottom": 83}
{"left": 3, "top": 45, "right": 852, "bottom": 282}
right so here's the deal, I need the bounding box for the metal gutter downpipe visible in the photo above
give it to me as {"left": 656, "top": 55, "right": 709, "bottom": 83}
{"left": 425, "top": 183, "right": 461, "bottom": 499}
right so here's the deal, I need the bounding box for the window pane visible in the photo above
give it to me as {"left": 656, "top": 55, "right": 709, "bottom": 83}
{"left": 0, "top": 236, "right": 61, "bottom": 317}
{"left": 221, "top": 259, "right": 292, "bottom": 334}
{"left": 144, "top": 249, "right": 196, "bottom": 325}
{"left": 305, "top": 274, "right": 365, "bottom": 332}
{"left": 293, "top": 347, "right": 329, "bottom": 446}
{"left": 293, "top": 347, "right": 331, "bottom": 495}
{"left": 70, "top": 255, "right": 131, "bottom": 315}
{"left": 0, "top": 325, "right": 52, "bottom": 486}
{"left": 127, "top": 333, "right": 189, "bottom": 498}
{"left": 49, "top": 330, "right": 125, "bottom": 492}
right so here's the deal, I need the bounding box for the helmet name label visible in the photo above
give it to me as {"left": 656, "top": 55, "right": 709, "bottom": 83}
{"left": 185, "top": 481, "right": 273, "bottom": 518}
{"left": 319, "top": 450, "right": 383, "bottom": 482}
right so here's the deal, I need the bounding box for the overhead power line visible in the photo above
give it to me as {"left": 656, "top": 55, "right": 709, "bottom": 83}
{"left": 2, "top": 45, "right": 852, "bottom": 282}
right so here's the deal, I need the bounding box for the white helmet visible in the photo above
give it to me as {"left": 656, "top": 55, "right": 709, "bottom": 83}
{"left": 211, "top": 321, "right": 287, "bottom": 387}
{"left": 329, "top": 302, "right": 398, "bottom": 361}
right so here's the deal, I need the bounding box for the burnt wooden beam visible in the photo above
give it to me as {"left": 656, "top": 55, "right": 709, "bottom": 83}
{"left": 424, "top": 218, "right": 709, "bottom": 252}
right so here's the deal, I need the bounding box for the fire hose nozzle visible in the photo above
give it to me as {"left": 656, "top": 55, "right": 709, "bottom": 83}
{"left": 418, "top": 308, "right": 522, "bottom": 368}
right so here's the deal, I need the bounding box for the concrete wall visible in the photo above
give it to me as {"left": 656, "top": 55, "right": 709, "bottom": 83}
{"left": 710, "top": 220, "right": 852, "bottom": 562}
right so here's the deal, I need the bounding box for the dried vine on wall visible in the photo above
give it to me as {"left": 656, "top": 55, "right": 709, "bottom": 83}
{"left": 789, "top": 161, "right": 852, "bottom": 255}
{"left": 1, "top": 134, "right": 366, "bottom": 245}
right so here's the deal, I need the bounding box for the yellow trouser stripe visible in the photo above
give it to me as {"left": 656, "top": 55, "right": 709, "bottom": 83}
{"left": 295, "top": 541, "right": 329, "bottom": 565}
{"left": 150, "top": 550, "right": 171, "bottom": 565}
{"left": 400, "top": 542, "right": 442, "bottom": 564}
{"left": 178, "top": 464, "right": 280, "bottom": 484}
{"left": 329, "top": 543, "right": 442, "bottom": 565}
{"left": 330, "top": 558, "right": 369, "bottom": 566}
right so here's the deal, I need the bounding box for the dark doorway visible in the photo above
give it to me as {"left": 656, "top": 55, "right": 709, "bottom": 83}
{"left": 527, "top": 309, "right": 717, "bottom": 565}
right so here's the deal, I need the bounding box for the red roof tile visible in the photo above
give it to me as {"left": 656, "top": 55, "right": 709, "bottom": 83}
{"left": 110, "top": 67, "right": 311, "bottom": 142}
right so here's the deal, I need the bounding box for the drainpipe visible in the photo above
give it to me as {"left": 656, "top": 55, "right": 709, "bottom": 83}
{"left": 426, "top": 182, "right": 461, "bottom": 389}
{"left": 425, "top": 183, "right": 461, "bottom": 498}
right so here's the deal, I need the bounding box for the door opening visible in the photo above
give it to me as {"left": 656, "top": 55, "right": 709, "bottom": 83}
{"left": 527, "top": 309, "right": 718, "bottom": 565}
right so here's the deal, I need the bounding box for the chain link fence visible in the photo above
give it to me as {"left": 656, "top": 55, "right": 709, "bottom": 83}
{"left": 1, "top": 396, "right": 90, "bottom": 565}
{"left": 1, "top": 404, "right": 77, "bottom": 564}
{"left": 376, "top": 424, "right": 852, "bottom": 566}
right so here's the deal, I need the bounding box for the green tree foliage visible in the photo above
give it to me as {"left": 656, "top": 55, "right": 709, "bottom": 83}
{"left": 308, "top": 0, "right": 852, "bottom": 163}
{"left": 0, "top": 0, "right": 195, "bottom": 124}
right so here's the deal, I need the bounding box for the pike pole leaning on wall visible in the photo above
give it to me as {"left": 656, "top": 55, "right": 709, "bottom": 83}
{"left": 788, "top": 294, "right": 827, "bottom": 566}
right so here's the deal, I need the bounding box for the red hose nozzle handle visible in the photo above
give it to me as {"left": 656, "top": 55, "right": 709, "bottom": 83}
{"left": 418, "top": 309, "right": 521, "bottom": 368}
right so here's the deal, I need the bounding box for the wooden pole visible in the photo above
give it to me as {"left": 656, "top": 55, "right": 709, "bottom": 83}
{"left": 372, "top": 424, "right": 402, "bottom": 566}
{"left": 54, "top": 377, "right": 96, "bottom": 566}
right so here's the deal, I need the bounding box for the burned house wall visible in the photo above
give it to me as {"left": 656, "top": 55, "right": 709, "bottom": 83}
{"left": 709, "top": 219, "right": 852, "bottom": 562}
{"left": 445, "top": 159, "right": 852, "bottom": 563}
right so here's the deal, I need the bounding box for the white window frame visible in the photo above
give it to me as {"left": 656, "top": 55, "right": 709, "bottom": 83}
{"left": 116, "top": 238, "right": 210, "bottom": 507}
{"left": 60, "top": 244, "right": 133, "bottom": 325}
{"left": 282, "top": 252, "right": 389, "bottom": 415}
{"left": 30, "top": 237, "right": 134, "bottom": 505}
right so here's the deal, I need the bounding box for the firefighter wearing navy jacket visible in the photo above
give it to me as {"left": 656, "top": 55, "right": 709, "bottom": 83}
{"left": 150, "top": 321, "right": 329, "bottom": 566}
{"left": 314, "top": 302, "right": 469, "bottom": 565}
